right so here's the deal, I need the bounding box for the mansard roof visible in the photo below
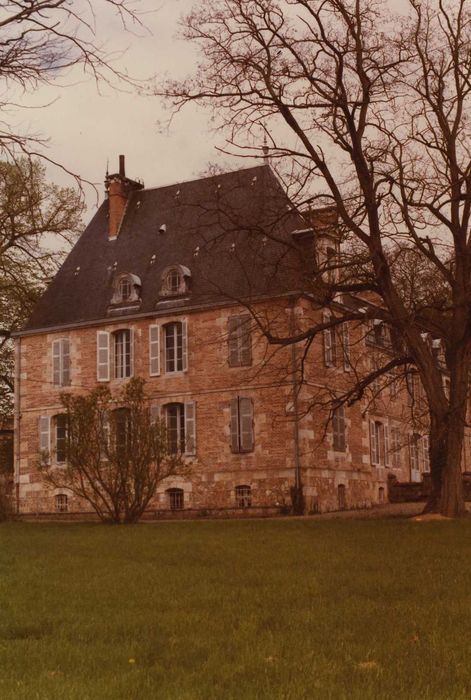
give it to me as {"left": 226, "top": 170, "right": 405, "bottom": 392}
{"left": 23, "top": 164, "right": 309, "bottom": 333}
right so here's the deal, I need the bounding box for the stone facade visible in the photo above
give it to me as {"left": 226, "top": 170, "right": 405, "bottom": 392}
{"left": 13, "top": 160, "right": 437, "bottom": 517}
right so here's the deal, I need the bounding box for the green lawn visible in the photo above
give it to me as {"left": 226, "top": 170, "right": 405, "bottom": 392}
{"left": 0, "top": 519, "right": 470, "bottom": 700}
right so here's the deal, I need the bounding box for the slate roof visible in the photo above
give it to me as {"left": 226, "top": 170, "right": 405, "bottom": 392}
{"left": 23, "top": 164, "right": 309, "bottom": 333}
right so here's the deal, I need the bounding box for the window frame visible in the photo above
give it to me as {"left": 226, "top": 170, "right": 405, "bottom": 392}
{"left": 228, "top": 314, "right": 252, "bottom": 367}
{"left": 113, "top": 328, "right": 133, "bottom": 379}
{"left": 235, "top": 484, "right": 252, "bottom": 508}
{"left": 230, "top": 397, "right": 255, "bottom": 453}
{"left": 166, "top": 487, "right": 184, "bottom": 511}
{"left": 164, "top": 320, "right": 187, "bottom": 373}
{"left": 52, "top": 337, "right": 71, "bottom": 387}
{"left": 55, "top": 493, "right": 68, "bottom": 513}
{"left": 332, "top": 405, "right": 346, "bottom": 452}
{"left": 53, "top": 414, "right": 67, "bottom": 464}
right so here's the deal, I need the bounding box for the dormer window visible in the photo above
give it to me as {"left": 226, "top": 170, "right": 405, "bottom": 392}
{"left": 111, "top": 273, "right": 141, "bottom": 305}
{"left": 119, "top": 277, "right": 132, "bottom": 301}
{"left": 160, "top": 265, "right": 191, "bottom": 298}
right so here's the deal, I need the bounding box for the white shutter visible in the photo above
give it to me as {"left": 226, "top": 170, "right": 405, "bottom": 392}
{"left": 150, "top": 404, "right": 161, "bottom": 423}
{"left": 369, "top": 420, "right": 378, "bottom": 466}
{"left": 324, "top": 325, "right": 333, "bottom": 367}
{"left": 240, "top": 398, "right": 254, "bottom": 452}
{"left": 149, "top": 324, "right": 160, "bottom": 376}
{"left": 184, "top": 401, "right": 196, "bottom": 455}
{"left": 129, "top": 328, "right": 134, "bottom": 377}
{"left": 422, "top": 435, "right": 430, "bottom": 472}
{"left": 52, "top": 340, "right": 61, "bottom": 386}
{"left": 384, "top": 422, "right": 391, "bottom": 467}
{"left": 62, "top": 338, "right": 71, "bottom": 386}
{"left": 97, "top": 331, "right": 110, "bottom": 381}
{"left": 39, "top": 416, "right": 50, "bottom": 455}
{"left": 181, "top": 319, "right": 188, "bottom": 371}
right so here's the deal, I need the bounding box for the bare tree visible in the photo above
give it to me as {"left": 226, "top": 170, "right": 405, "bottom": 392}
{"left": 159, "top": 0, "right": 471, "bottom": 517}
{"left": 0, "top": 157, "right": 84, "bottom": 415}
{"left": 0, "top": 0, "right": 146, "bottom": 169}
{"left": 40, "top": 378, "right": 188, "bottom": 524}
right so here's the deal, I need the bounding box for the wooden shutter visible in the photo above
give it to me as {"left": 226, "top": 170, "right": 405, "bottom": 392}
{"left": 97, "top": 331, "right": 110, "bottom": 381}
{"left": 239, "top": 398, "right": 254, "bottom": 452}
{"left": 342, "top": 323, "right": 350, "bottom": 371}
{"left": 184, "top": 401, "right": 196, "bottom": 455}
{"left": 240, "top": 315, "right": 252, "bottom": 366}
{"left": 52, "top": 340, "right": 61, "bottom": 386}
{"left": 149, "top": 324, "right": 160, "bottom": 376}
{"left": 62, "top": 338, "right": 71, "bottom": 386}
{"left": 181, "top": 319, "right": 188, "bottom": 371}
{"left": 227, "top": 317, "right": 239, "bottom": 366}
{"left": 39, "top": 416, "right": 50, "bottom": 455}
{"left": 230, "top": 398, "right": 240, "bottom": 453}
{"left": 369, "top": 420, "right": 378, "bottom": 466}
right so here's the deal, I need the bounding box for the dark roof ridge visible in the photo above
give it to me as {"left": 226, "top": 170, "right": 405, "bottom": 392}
{"left": 137, "top": 162, "right": 271, "bottom": 194}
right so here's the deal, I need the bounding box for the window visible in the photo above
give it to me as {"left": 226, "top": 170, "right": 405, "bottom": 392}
{"left": 110, "top": 273, "right": 141, "bottom": 305}
{"left": 378, "top": 487, "right": 385, "bottom": 504}
{"left": 119, "top": 277, "right": 132, "bottom": 301}
{"left": 409, "top": 432, "right": 421, "bottom": 481}
{"left": 390, "top": 426, "right": 402, "bottom": 469}
{"left": 323, "top": 315, "right": 337, "bottom": 367}
{"left": 52, "top": 338, "right": 71, "bottom": 387}
{"left": 366, "top": 321, "right": 392, "bottom": 348}
{"left": 113, "top": 408, "right": 130, "bottom": 457}
{"left": 163, "top": 401, "right": 196, "bottom": 455}
{"left": 369, "top": 419, "right": 391, "bottom": 467}
{"left": 332, "top": 405, "right": 346, "bottom": 452}
{"left": 230, "top": 397, "right": 254, "bottom": 453}
{"left": 167, "top": 487, "right": 184, "bottom": 510}
{"left": 97, "top": 329, "right": 134, "bottom": 381}
{"left": 235, "top": 485, "right": 252, "bottom": 508}
{"left": 160, "top": 265, "right": 191, "bottom": 297}
{"left": 55, "top": 494, "right": 68, "bottom": 513}
{"left": 228, "top": 315, "right": 252, "bottom": 367}
{"left": 54, "top": 414, "right": 67, "bottom": 463}
{"left": 113, "top": 329, "right": 132, "bottom": 379}
{"left": 337, "top": 484, "right": 346, "bottom": 510}
{"left": 164, "top": 321, "right": 187, "bottom": 373}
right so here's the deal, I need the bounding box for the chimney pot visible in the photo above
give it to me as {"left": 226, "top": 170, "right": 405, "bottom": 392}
{"left": 119, "top": 155, "right": 125, "bottom": 177}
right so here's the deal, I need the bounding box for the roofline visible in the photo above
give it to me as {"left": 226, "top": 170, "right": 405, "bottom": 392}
{"left": 136, "top": 163, "right": 272, "bottom": 195}
{"left": 13, "top": 290, "right": 302, "bottom": 338}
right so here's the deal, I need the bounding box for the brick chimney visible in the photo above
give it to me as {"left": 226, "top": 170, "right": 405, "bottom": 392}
{"left": 105, "top": 155, "right": 144, "bottom": 239}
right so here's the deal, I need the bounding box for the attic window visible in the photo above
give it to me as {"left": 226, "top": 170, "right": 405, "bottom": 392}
{"left": 160, "top": 265, "right": 191, "bottom": 298}
{"left": 111, "top": 273, "right": 141, "bottom": 305}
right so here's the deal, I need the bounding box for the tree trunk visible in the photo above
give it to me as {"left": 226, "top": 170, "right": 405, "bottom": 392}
{"left": 423, "top": 412, "right": 446, "bottom": 513}
{"left": 440, "top": 417, "right": 466, "bottom": 517}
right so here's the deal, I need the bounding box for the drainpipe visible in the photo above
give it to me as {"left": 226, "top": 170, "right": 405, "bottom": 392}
{"left": 14, "top": 338, "right": 21, "bottom": 513}
{"left": 289, "top": 297, "right": 303, "bottom": 514}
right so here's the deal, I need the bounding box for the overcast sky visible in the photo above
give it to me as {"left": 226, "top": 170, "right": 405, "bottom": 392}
{"left": 18, "top": 0, "right": 245, "bottom": 216}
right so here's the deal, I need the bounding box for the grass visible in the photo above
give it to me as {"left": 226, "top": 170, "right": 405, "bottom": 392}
{"left": 0, "top": 519, "right": 471, "bottom": 699}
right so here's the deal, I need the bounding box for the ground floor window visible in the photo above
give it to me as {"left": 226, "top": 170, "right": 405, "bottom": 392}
{"left": 55, "top": 493, "right": 68, "bottom": 513}
{"left": 235, "top": 484, "right": 252, "bottom": 508}
{"left": 378, "top": 486, "right": 385, "bottom": 504}
{"left": 167, "top": 488, "right": 184, "bottom": 511}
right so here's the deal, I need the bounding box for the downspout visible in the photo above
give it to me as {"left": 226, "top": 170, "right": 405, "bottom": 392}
{"left": 14, "top": 338, "right": 21, "bottom": 513}
{"left": 289, "top": 297, "right": 303, "bottom": 514}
